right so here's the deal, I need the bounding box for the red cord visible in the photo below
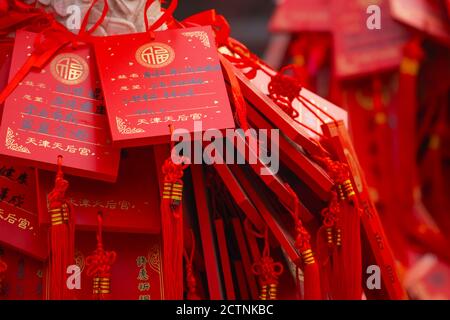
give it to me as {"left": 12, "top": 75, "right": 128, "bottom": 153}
{"left": 183, "top": 230, "right": 200, "bottom": 300}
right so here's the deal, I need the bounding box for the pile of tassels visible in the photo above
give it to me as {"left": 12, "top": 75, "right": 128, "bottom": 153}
{"left": 0, "top": 0, "right": 406, "bottom": 301}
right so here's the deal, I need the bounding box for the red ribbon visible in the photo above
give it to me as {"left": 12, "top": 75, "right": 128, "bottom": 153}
{"left": 182, "top": 10, "right": 231, "bottom": 47}
{"left": 0, "top": 0, "right": 109, "bottom": 105}
{"left": 144, "top": 0, "right": 179, "bottom": 35}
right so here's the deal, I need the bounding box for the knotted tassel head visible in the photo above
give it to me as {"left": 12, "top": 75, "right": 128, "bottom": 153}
{"left": 251, "top": 228, "right": 284, "bottom": 301}
{"left": 85, "top": 211, "right": 116, "bottom": 300}
{"left": 252, "top": 255, "right": 283, "bottom": 300}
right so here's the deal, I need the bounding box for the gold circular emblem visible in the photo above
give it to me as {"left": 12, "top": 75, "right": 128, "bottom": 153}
{"left": 135, "top": 42, "right": 175, "bottom": 68}
{"left": 50, "top": 53, "right": 89, "bottom": 85}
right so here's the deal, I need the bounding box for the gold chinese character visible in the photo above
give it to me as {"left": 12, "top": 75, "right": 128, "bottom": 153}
{"left": 119, "top": 201, "right": 131, "bottom": 210}
{"left": 79, "top": 199, "right": 91, "bottom": 207}
{"left": 38, "top": 140, "right": 51, "bottom": 148}
{"left": 190, "top": 113, "right": 202, "bottom": 121}
{"left": 18, "top": 218, "right": 30, "bottom": 230}
{"left": 137, "top": 43, "right": 174, "bottom": 68}
{"left": 137, "top": 268, "right": 149, "bottom": 281}
{"left": 92, "top": 200, "right": 104, "bottom": 208}
{"left": 5, "top": 213, "right": 17, "bottom": 224}
{"left": 52, "top": 142, "right": 64, "bottom": 150}
{"left": 26, "top": 137, "right": 37, "bottom": 145}
{"left": 51, "top": 54, "right": 88, "bottom": 85}
{"left": 65, "top": 145, "right": 77, "bottom": 153}
{"left": 138, "top": 282, "right": 150, "bottom": 292}
{"left": 137, "top": 119, "right": 149, "bottom": 126}
{"left": 78, "top": 147, "right": 91, "bottom": 156}
{"left": 136, "top": 256, "right": 147, "bottom": 267}
{"left": 105, "top": 200, "right": 117, "bottom": 209}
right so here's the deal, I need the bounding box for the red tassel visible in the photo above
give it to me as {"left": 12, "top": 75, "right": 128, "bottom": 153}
{"left": 315, "top": 190, "right": 340, "bottom": 299}
{"left": 161, "top": 125, "right": 188, "bottom": 300}
{"left": 314, "top": 153, "right": 362, "bottom": 299}
{"left": 184, "top": 230, "right": 200, "bottom": 300}
{"left": 47, "top": 156, "right": 74, "bottom": 300}
{"left": 395, "top": 37, "right": 422, "bottom": 211}
{"left": 294, "top": 208, "right": 322, "bottom": 299}
{"left": 285, "top": 185, "right": 322, "bottom": 300}
{"left": 85, "top": 212, "right": 116, "bottom": 300}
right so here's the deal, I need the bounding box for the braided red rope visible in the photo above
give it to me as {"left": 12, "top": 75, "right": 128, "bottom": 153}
{"left": 286, "top": 185, "right": 312, "bottom": 254}
{"left": 183, "top": 230, "right": 200, "bottom": 300}
{"left": 85, "top": 213, "right": 117, "bottom": 277}
{"left": 48, "top": 156, "right": 69, "bottom": 209}
{"left": 312, "top": 144, "right": 351, "bottom": 187}
{"left": 222, "top": 36, "right": 336, "bottom": 137}
{"left": 85, "top": 212, "right": 116, "bottom": 299}
{"left": 321, "top": 191, "right": 339, "bottom": 228}
{"left": 226, "top": 38, "right": 261, "bottom": 80}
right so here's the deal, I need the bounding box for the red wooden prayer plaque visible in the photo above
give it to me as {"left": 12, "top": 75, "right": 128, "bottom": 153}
{"left": 36, "top": 147, "right": 161, "bottom": 234}
{"left": 0, "top": 156, "right": 47, "bottom": 260}
{"left": 270, "top": 0, "right": 332, "bottom": 33}
{"left": 235, "top": 62, "right": 348, "bottom": 140}
{"left": 0, "top": 246, "right": 44, "bottom": 300}
{"left": 390, "top": 0, "right": 450, "bottom": 46}
{"left": 0, "top": 30, "right": 120, "bottom": 182}
{"left": 322, "top": 121, "right": 406, "bottom": 300}
{"left": 94, "top": 26, "right": 235, "bottom": 147}
{"left": 71, "top": 231, "right": 163, "bottom": 300}
{"left": 332, "top": 0, "right": 410, "bottom": 79}
{"left": 0, "top": 42, "right": 13, "bottom": 119}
